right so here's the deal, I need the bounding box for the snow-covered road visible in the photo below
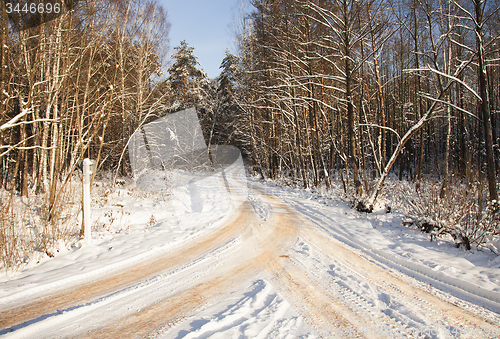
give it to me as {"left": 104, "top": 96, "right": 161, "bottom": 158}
{"left": 1, "top": 178, "right": 500, "bottom": 338}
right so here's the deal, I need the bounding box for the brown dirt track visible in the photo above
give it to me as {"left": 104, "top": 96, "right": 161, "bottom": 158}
{"left": 1, "top": 189, "right": 498, "bottom": 338}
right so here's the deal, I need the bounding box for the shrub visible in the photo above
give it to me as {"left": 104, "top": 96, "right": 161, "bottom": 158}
{"left": 400, "top": 180, "right": 499, "bottom": 250}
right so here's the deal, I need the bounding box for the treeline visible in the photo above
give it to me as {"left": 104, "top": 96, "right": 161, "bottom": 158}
{"left": 221, "top": 0, "right": 500, "bottom": 207}
{"left": 1, "top": 0, "right": 500, "bottom": 261}
{"left": 0, "top": 0, "right": 170, "bottom": 215}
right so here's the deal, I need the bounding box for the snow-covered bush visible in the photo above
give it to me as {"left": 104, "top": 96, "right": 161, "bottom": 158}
{"left": 400, "top": 181, "right": 499, "bottom": 250}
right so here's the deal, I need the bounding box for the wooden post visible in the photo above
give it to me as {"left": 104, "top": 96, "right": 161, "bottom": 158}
{"left": 82, "top": 158, "right": 94, "bottom": 244}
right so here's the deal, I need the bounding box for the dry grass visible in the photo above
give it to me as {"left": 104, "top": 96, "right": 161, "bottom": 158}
{"left": 0, "top": 176, "right": 82, "bottom": 272}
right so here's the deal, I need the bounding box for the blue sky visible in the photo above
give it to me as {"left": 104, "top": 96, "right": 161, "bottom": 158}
{"left": 158, "top": 0, "right": 241, "bottom": 79}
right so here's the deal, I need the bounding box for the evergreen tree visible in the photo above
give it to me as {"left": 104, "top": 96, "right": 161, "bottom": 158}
{"left": 167, "top": 40, "right": 207, "bottom": 108}
{"left": 214, "top": 51, "right": 239, "bottom": 143}
{"left": 216, "top": 50, "right": 251, "bottom": 154}
{"left": 218, "top": 51, "right": 239, "bottom": 112}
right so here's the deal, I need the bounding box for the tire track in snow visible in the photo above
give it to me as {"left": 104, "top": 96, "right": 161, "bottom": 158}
{"left": 294, "top": 222, "right": 500, "bottom": 338}
{"left": 291, "top": 239, "right": 440, "bottom": 338}
{"left": 80, "top": 192, "right": 303, "bottom": 338}
{"left": 252, "top": 190, "right": 385, "bottom": 338}
{"left": 73, "top": 189, "right": 371, "bottom": 338}
{"left": 0, "top": 202, "right": 252, "bottom": 332}
{"left": 280, "top": 191, "right": 500, "bottom": 314}
{"left": 264, "top": 258, "right": 370, "bottom": 338}
{"left": 2, "top": 184, "right": 498, "bottom": 338}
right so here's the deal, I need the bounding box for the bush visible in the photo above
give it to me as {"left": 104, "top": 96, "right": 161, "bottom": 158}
{"left": 0, "top": 177, "right": 81, "bottom": 272}
{"left": 400, "top": 180, "right": 499, "bottom": 250}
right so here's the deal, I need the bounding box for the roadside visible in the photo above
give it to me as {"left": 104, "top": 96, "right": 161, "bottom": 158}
{"left": 1, "top": 177, "right": 499, "bottom": 338}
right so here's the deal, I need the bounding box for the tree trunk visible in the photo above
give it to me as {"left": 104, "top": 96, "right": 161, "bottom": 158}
{"left": 345, "top": 47, "right": 362, "bottom": 196}
{"left": 475, "top": 0, "right": 498, "bottom": 202}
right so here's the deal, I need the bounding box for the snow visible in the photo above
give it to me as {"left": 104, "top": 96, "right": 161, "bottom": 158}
{"left": 1, "top": 173, "right": 500, "bottom": 338}
{"left": 0, "top": 170, "right": 232, "bottom": 304}
{"left": 154, "top": 279, "right": 312, "bottom": 339}
{"left": 253, "top": 180, "right": 500, "bottom": 309}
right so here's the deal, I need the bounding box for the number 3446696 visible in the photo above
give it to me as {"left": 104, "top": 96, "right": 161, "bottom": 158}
{"left": 5, "top": 2, "right": 61, "bottom": 14}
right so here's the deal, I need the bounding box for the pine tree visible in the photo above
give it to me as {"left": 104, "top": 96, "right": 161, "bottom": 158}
{"left": 217, "top": 50, "right": 253, "bottom": 155}
{"left": 167, "top": 40, "right": 207, "bottom": 108}
{"left": 218, "top": 51, "right": 239, "bottom": 110}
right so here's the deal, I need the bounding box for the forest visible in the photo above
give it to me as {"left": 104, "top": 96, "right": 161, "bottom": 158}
{"left": 1, "top": 0, "right": 500, "bottom": 268}
{"left": 221, "top": 0, "right": 500, "bottom": 250}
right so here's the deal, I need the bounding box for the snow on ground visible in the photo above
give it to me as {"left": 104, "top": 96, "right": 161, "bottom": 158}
{"left": 1, "top": 171, "right": 500, "bottom": 338}
{"left": 0, "top": 169, "right": 231, "bottom": 303}
{"left": 250, "top": 178, "right": 500, "bottom": 313}
{"left": 153, "top": 279, "right": 313, "bottom": 339}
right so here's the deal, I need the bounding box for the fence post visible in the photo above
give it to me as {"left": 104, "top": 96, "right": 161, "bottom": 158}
{"left": 82, "top": 158, "right": 93, "bottom": 244}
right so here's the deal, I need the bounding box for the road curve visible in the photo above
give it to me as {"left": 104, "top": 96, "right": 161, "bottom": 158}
{"left": 1, "top": 187, "right": 498, "bottom": 338}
